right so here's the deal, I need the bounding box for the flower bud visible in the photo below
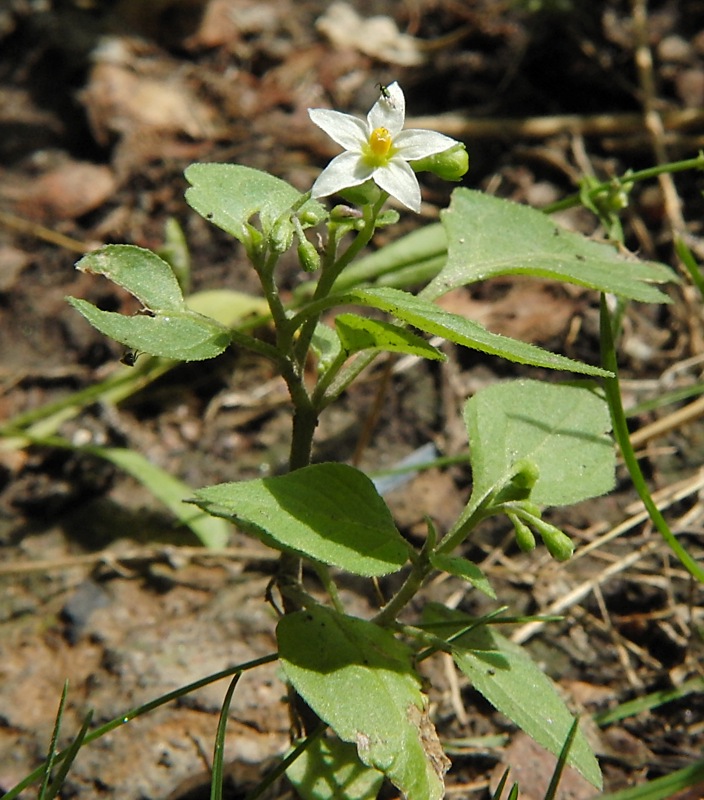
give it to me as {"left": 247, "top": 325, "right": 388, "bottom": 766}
{"left": 297, "top": 239, "right": 320, "bottom": 272}
{"left": 512, "top": 459, "right": 540, "bottom": 491}
{"left": 509, "top": 514, "right": 536, "bottom": 553}
{"left": 533, "top": 519, "right": 575, "bottom": 561}
{"left": 269, "top": 217, "right": 294, "bottom": 254}
{"left": 411, "top": 144, "right": 469, "bottom": 182}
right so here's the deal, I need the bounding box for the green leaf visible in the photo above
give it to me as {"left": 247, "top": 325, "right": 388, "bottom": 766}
{"left": 425, "top": 189, "right": 675, "bottom": 302}
{"left": 424, "top": 604, "right": 602, "bottom": 789}
{"left": 464, "top": 379, "right": 614, "bottom": 508}
{"left": 67, "top": 298, "right": 231, "bottom": 362}
{"left": 76, "top": 245, "right": 187, "bottom": 311}
{"left": 344, "top": 287, "right": 611, "bottom": 377}
{"left": 335, "top": 313, "right": 445, "bottom": 360}
{"left": 186, "top": 288, "right": 269, "bottom": 327}
{"left": 330, "top": 223, "right": 447, "bottom": 292}
{"left": 311, "top": 322, "right": 343, "bottom": 373}
{"left": 278, "top": 607, "right": 448, "bottom": 800}
{"left": 94, "top": 447, "right": 230, "bottom": 548}
{"left": 286, "top": 736, "right": 384, "bottom": 800}
{"left": 184, "top": 163, "right": 325, "bottom": 242}
{"left": 192, "top": 463, "right": 408, "bottom": 577}
{"left": 429, "top": 553, "right": 496, "bottom": 599}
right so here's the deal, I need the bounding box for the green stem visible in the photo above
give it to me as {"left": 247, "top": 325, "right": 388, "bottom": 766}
{"left": 294, "top": 194, "right": 388, "bottom": 364}
{"left": 372, "top": 535, "right": 429, "bottom": 627}
{"left": 599, "top": 294, "right": 704, "bottom": 583}
{"left": 543, "top": 153, "right": 704, "bottom": 214}
{"left": 372, "top": 560, "right": 429, "bottom": 626}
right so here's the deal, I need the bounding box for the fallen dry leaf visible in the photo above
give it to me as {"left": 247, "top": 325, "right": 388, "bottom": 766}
{"left": 316, "top": 2, "right": 425, "bottom": 66}
{"left": 5, "top": 161, "right": 116, "bottom": 220}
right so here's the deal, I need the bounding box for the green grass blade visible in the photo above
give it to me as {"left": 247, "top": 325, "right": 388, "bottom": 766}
{"left": 593, "top": 676, "right": 704, "bottom": 726}
{"left": 38, "top": 680, "right": 68, "bottom": 800}
{"left": 45, "top": 709, "right": 93, "bottom": 799}
{"left": 675, "top": 236, "right": 704, "bottom": 300}
{"left": 599, "top": 295, "right": 704, "bottom": 583}
{"left": 243, "top": 722, "right": 326, "bottom": 800}
{"left": 491, "top": 768, "right": 512, "bottom": 800}
{"left": 544, "top": 716, "right": 579, "bottom": 800}
{"left": 211, "top": 674, "right": 241, "bottom": 800}
{"left": 597, "top": 757, "right": 704, "bottom": 800}
{"left": 3, "top": 653, "right": 277, "bottom": 800}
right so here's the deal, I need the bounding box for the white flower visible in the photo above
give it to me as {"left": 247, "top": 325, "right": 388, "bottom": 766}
{"left": 308, "top": 82, "right": 459, "bottom": 213}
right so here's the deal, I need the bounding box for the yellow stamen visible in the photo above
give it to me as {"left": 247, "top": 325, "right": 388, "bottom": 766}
{"left": 369, "top": 127, "right": 393, "bottom": 157}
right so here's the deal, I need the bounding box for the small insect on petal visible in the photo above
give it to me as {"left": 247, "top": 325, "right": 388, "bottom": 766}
{"left": 377, "top": 82, "right": 396, "bottom": 108}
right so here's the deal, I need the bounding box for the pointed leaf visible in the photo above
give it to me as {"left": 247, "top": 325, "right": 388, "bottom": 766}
{"left": 67, "top": 298, "right": 231, "bottom": 362}
{"left": 192, "top": 463, "right": 408, "bottom": 576}
{"left": 278, "top": 607, "right": 448, "bottom": 800}
{"left": 430, "top": 553, "right": 496, "bottom": 599}
{"left": 286, "top": 737, "right": 384, "bottom": 800}
{"left": 425, "top": 189, "right": 675, "bottom": 302}
{"left": 76, "top": 245, "right": 186, "bottom": 312}
{"left": 424, "top": 604, "right": 602, "bottom": 789}
{"left": 335, "top": 313, "right": 444, "bottom": 360}
{"left": 344, "top": 286, "right": 611, "bottom": 377}
{"left": 465, "top": 379, "right": 614, "bottom": 507}
{"left": 184, "top": 163, "right": 325, "bottom": 242}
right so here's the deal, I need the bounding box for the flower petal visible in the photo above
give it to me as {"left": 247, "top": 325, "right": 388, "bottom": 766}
{"left": 394, "top": 129, "right": 459, "bottom": 160}
{"left": 308, "top": 108, "right": 368, "bottom": 151}
{"left": 368, "top": 81, "right": 405, "bottom": 134}
{"left": 373, "top": 158, "right": 421, "bottom": 212}
{"left": 311, "top": 151, "right": 374, "bottom": 198}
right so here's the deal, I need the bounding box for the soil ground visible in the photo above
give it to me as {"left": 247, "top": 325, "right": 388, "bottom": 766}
{"left": 1, "top": 1, "right": 704, "bottom": 798}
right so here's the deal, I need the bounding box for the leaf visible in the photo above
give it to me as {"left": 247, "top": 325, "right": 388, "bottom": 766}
{"left": 192, "top": 463, "right": 408, "bottom": 576}
{"left": 425, "top": 189, "right": 675, "bottom": 302}
{"left": 311, "top": 322, "right": 343, "bottom": 373}
{"left": 184, "top": 163, "right": 325, "bottom": 242}
{"left": 75, "top": 245, "right": 186, "bottom": 311}
{"left": 344, "top": 286, "right": 611, "bottom": 377}
{"left": 186, "top": 288, "right": 269, "bottom": 327}
{"left": 94, "top": 447, "right": 230, "bottom": 548}
{"left": 429, "top": 553, "right": 496, "bottom": 599}
{"left": 424, "top": 604, "right": 602, "bottom": 789}
{"left": 464, "top": 379, "right": 614, "bottom": 508}
{"left": 335, "top": 313, "right": 445, "bottom": 360}
{"left": 278, "top": 607, "right": 448, "bottom": 800}
{"left": 330, "top": 223, "right": 447, "bottom": 292}
{"left": 286, "top": 736, "right": 384, "bottom": 800}
{"left": 67, "top": 298, "right": 231, "bottom": 362}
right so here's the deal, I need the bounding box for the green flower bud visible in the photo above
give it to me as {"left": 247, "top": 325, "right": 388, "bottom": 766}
{"left": 297, "top": 239, "right": 320, "bottom": 272}
{"left": 533, "top": 519, "right": 575, "bottom": 561}
{"left": 375, "top": 210, "right": 400, "bottom": 227}
{"left": 242, "top": 222, "right": 264, "bottom": 260}
{"left": 509, "top": 514, "right": 536, "bottom": 553}
{"left": 269, "top": 217, "right": 294, "bottom": 254}
{"left": 298, "top": 206, "right": 326, "bottom": 227}
{"left": 329, "top": 205, "right": 362, "bottom": 222}
{"left": 410, "top": 144, "right": 469, "bottom": 182}
{"left": 512, "top": 459, "right": 540, "bottom": 491}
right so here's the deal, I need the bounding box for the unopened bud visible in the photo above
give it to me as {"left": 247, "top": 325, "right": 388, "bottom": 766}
{"left": 411, "top": 144, "right": 469, "bottom": 182}
{"left": 509, "top": 514, "right": 536, "bottom": 553}
{"left": 297, "top": 239, "right": 320, "bottom": 272}
{"left": 269, "top": 217, "right": 294, "bottom": 254}
{"left": 533, "top": 519, "right": 575, "bottom": 561}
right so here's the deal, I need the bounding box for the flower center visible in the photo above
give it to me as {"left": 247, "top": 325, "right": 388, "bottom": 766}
{"left": 369, "top": 127, "right": 393, "bottom": 158}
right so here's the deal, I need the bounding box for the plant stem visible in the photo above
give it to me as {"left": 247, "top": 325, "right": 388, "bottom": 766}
{"left": 543, "top": 153, "right": 704, "bottom": 214}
